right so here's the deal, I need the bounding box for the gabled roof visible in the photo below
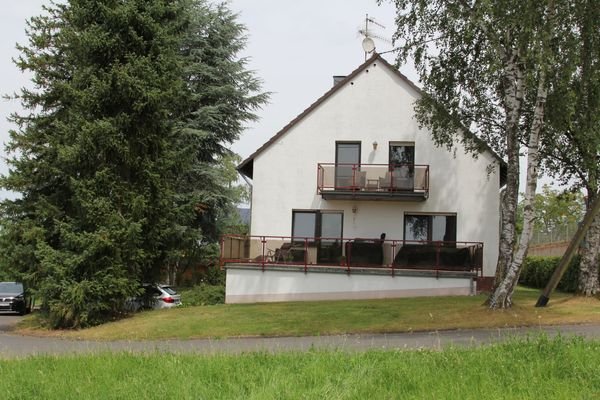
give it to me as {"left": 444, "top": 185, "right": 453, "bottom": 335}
{"left": 238, "top": 53, "right": 507, "bottom": 185}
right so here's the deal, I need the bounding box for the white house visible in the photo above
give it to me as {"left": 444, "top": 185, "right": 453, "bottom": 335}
{"left": 222, "top": 54, "right": 506, "bottom": 304}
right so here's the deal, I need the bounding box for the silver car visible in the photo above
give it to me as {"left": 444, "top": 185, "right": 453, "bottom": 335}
{"left": 126, "top": 283, "right": 182, "bottom": 311}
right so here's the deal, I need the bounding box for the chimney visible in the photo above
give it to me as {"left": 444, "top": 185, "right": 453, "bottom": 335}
{"left": 333, "top": 75, "right": 346, "bottom": 86}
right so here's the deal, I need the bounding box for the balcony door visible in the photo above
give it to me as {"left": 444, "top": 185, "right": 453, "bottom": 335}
{"left": 292, "top": 210, "right": 343, "bottom": 264}
{"left": 389, "top": 143, "right": 414, "bottom": 171}
{"left": 335, "top": 142, "right": 361, "bottom": 189}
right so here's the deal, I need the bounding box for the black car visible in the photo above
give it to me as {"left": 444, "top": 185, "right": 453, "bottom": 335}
{"left": 0, "top": 282, "right": 31, "bottom": 315}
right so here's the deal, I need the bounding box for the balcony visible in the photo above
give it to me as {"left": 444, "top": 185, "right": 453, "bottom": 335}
{"left": 317, "top": 163, "right": 429, "bottom": 201}
{"left": 220, "top": 235, "right": 483, "bottom": 277}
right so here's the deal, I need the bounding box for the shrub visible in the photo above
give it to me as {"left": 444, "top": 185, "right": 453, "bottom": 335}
{"left": 178, "top": 283, "right": 225, "bottom": 306}
{"left": 519, "top": 255, "right": 582, "bottom": 292}
{"left": 200, "top": 266, "right": 225, "bottom": 286}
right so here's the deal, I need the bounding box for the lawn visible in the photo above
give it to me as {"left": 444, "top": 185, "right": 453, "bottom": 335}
{"left": 1, "top": 336, "right": 599, "bottom": 399}
{"left": 18, "top": 287, "right": 600, "bottom": 341}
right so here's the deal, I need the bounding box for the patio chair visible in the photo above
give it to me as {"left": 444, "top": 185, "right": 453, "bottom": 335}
{"left": 273, "top": 243, "right": 306, "bottom": 262}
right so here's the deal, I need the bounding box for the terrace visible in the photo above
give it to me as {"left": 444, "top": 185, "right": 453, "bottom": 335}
{"left": 317, "top": 163, "right": 429, "bottom": 201}
{"left": 221, "top": 235, "right": 483, "bottom": 277}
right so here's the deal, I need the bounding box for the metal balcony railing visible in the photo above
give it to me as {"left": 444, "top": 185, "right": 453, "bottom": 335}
{"left": 317, "top": 163, "right": 429, "bottom": 200}
{"left": 220, "top": 234, "right": 483, "bottom": 276}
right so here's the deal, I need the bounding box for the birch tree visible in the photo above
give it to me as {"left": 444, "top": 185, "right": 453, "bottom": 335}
{"left": 382, "top": 0, "right": 568, "bottom": 307}
{"left": 540, "top": 0, "right": 600, "bottom": 296}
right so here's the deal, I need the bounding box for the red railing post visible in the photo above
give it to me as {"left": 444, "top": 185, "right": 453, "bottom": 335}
{"left": 219, "top": 236, "right": 225, "bottom": 270}
{"left": 261, "top": 236, "right": 267, "bottom": 271}
{"left": 317, "top": 164, "right": 323, "bottom": 194}
{"left": 346, "top": 240, "right": 352, "bottom": 275}
{"left": 435, "top": 241, "right": 441, "bottom": 279}
{"left": 426, "top": 166, "right": 430, "bottom": 196}
{"left": 390, "top": 240, "right": 396, "bottom": 277}
{"left": 304, "top": 238, "right": 308, "bottom": 273}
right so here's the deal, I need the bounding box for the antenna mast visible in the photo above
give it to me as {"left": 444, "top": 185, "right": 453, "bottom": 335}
{"left": 359, "top": 14, "right": 389, "bottom": 60}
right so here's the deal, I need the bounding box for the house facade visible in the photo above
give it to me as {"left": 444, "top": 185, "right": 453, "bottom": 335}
{"left": 222, "top": 54, "right": 505, "bottom": 304}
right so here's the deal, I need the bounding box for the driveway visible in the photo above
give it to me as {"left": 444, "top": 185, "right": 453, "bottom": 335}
{"left": 2, "top": 322, "right": 600, "bottom": 359}
{"left": 0, "top": 312, "right": 23, "bottom": 333}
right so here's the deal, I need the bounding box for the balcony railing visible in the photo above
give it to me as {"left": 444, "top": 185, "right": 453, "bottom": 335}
{"left": 220, "top": 235, "right": 483, "bottom": 276}
{"left": 317, "top": 163, "right": 429, "bottom": 201}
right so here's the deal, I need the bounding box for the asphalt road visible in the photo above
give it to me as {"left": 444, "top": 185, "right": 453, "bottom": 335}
{"left": 0, "top": 312, "right": 22, "bottom": 333}
{"left": 2, "top": 316, "right": 600, "bottom": 359}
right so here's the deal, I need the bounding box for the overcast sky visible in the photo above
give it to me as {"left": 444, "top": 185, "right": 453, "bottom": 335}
{"left": 0, "top": 2, "right": 407, "bottom": 198}
{"left": 1, "top": 1, "right": 549, "bottom": 200}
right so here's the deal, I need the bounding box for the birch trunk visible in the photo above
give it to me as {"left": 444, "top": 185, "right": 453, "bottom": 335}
{"left": 575, "top": 0, "right": 600, "bottom": 296}
{"left": 578, "top": 191, "right": 600, "bottom": 296}
{"left": 488, "top": 48, "right": 523, "bottom": 300}
{"left": 489, "top": 71, "right": 547, "bottom": 308}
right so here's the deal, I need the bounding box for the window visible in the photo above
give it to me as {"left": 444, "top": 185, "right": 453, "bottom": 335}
{"left": 292, "top": 212, "right": 317, "bottom": 238}
{"left": 292, "top": 210, "right": 343, "bottom": 263}
{"left": 404, "top": 214, "right": 456, "bottom": 242}
{"left": 292, "top": 210, "right": 343, "bottom": 239}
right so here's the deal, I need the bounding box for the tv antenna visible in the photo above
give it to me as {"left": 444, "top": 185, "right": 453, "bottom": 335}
{"left": 358, "top": 14, "right": 392, "bottom": 60}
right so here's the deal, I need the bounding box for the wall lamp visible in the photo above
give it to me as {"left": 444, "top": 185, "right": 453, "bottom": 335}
{"left": 372, "top": 141, "right": 378, "bottom": 150}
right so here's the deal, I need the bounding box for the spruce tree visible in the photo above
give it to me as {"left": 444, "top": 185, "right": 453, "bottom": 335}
{"left": 0, "top": 0, "right": 266, "bottom": 328}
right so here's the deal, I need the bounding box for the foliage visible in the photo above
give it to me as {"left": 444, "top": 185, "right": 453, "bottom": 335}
{"left": 531, "top": 186, "right": 585, "bottom": 234}
{"left": 0, "top": 0, "right": 265, "bottom": 328}
{"left": 2, "top": 337, "right": 600, "bottom": 399}
{"left": 161, "top": 0, "right": 266, "bottom": 283}
{"left": 526, "top": 0, "right": 600, "bottom": 295}
{"left": 178, "top": 283, "right": 224, "bottom": 306}
{"left": 519, "top": 256, "right": 584, "bottom": 292}
{"left": 200, "top": 265, "right": 225, "bottom": 286}
{"left": 382, "top": 0, "right": 583, "bottom": 308}
{"left": 540, "top": 0, "right": 600, "bottom": 195}
{"left": 517, "top": 185, "right": 585, "bottom": 241}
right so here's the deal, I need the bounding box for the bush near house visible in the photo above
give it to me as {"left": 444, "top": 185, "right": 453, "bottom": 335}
{"left": 177, "top": 266, "right": 225, "bottom": 306}
{"left": 519, "top": 256, "right": 586, "bottom": 292}
{"left": 178, "top": 284, "right": 225, "bottom": 306}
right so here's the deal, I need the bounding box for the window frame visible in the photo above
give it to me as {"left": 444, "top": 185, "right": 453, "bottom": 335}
{"left": 292, "top": 210, "right": 344, "bottom": 242}
{"left": 403, "top": 213, "right": 457, "bottom": 243}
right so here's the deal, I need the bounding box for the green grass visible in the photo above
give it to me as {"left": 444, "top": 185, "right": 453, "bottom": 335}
{"left": 19, "top": 287, "right": 600, "bottom": 341}
{"left": 1, "top": 336, "right": 600, "bottom": 399}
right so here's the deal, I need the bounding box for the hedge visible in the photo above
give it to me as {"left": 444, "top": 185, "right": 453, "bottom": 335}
{"left": 519, "top": 255, "right": 583, "bottom": 292}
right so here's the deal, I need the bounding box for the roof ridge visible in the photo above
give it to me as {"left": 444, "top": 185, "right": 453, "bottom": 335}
{"left": 238, "top": 53, "right": 506, "bottom": 181}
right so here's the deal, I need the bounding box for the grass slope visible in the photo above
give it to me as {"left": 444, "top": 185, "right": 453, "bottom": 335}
{"left": 1, "top": 336, "right": 599, "bottom": 399}
{"left": 18, "top": 287, "right": 600, "bottom": 340}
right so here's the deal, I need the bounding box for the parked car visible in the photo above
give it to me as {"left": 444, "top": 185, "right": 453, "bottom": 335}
{"left": 125, "top": 283, "right": 182, "bottom": 312}
{"left": 0, "top": 282, "right": 32, "bottom": 315}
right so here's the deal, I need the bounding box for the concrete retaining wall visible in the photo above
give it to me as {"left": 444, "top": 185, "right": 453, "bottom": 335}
{"left": 225, "top": 265, "right": 475, "bottom": 304}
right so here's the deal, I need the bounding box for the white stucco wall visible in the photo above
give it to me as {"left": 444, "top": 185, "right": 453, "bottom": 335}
{"left": 249, "top": 60, "right": 501, "bottom": 277}
{"left": 226, "top": 266, "right": 473, "bottom": 303}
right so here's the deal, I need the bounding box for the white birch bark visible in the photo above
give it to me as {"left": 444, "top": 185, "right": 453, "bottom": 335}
{"left": 578, "top": 198, "right": 600, "bottom": 296}
{"left": 489, "top": 47, "right": 523, "bottom": 299}
{"left": 490, "top": 70, "right": 547, "bottom": 309}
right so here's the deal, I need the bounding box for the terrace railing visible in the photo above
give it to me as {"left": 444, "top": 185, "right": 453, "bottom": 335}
{"left": 317, "top": 163, "right": 429, "bottom": 200}
{"left": 220, "top": 235, "right": 483, "bottom": 276}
